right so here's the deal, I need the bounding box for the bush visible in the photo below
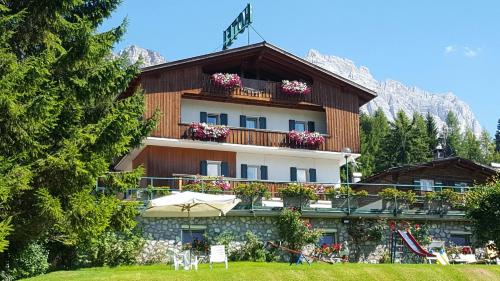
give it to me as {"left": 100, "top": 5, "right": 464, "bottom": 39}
{"left": 276, "top": 208, "right": 322, "bottom": 251}
{"left": 279, "top": 183, "right": 318, "bottom": 200}
{"left": 326, "top": 186, "right": 368, "bottom": 197}
{"left": 75, "top": 230, "right": 145, "bottom": 267}
{"left": 8, "top": 241, "right": 49, "bottom": 280}
{"left": 239, "top": 232, "right": 267, "bottom": 262}
{"left": 233, "top": 183, "right": 270, "bottom": 199}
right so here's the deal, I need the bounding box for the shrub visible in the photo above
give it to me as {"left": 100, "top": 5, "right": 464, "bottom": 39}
{"left": 378, "top": 187, "right": 401, "bottom": 200}
{"left": 182, "top": 183, "right": 221, "bottom": 194}
{"left": 239, "top": 232, "right": 267, "bottom": 262}
{"left": 8, "top": 241, "right": 49, "bottom": 280}
{"left": 326, "top": 186, "right": 368, "bottom": 197}
{"left": 276, "top": 208, "right": 322, "bottom": 251}
{"left": 233, "top": 182, "right": 270, "bottom": 199}
{"left": 75, "top": 230, "right": 145, "bottom": 267}
{"left": 279, "top": 183, "right": 318, "bottom": 200}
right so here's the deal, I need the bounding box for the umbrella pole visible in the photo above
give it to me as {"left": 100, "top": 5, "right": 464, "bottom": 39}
{"left": 188, "top": 208, "right": 192, "bottom": 267}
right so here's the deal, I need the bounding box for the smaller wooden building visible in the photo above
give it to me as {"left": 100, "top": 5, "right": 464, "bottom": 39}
{"left": 356, "top": 157, "right": 498, "bottom": 193}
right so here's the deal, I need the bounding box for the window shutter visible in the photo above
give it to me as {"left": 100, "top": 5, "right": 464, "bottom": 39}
{"left": 259, "top": 117, "right": 267, "bottom": 129}
{"left": 290, "top": 167, "right": 297, "bottom": 181}
{"left": 221, "top": 162, "right": 229, "bottom": 177}
{"left": 200, "top": 160, "right": 208, "bottom": 176}
{"left": 220, "top": 113, "right": 228, "bottom": 125}
{"left": 289, "top": 120, "right": 296, "bottom": 131}
{"left": 309, "top": 168, "right": 317, "bottom": 182}
{"left": 240, "top": 115, "right": 247, "bottom": 127}
{"left": 241, "top": 164, "right": 248, "bottom": 178}
{"left": 413, "top": 179, "right": 421, "bottom": 191}
{"left": 200, "top": 112, "right": 208, "bottom": 123}
{"left": 260, "top": 165, "right": 268, "bottom": 180}
{"left": 307, "top": 121, "right": 315, "bottom": 132}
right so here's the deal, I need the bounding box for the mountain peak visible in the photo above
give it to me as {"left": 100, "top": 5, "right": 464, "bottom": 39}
{"left": 304, "top": 49, "right": 483, "bottom": 136}
{"left": 117, "top": 45, "right": 166, "bottom": 68}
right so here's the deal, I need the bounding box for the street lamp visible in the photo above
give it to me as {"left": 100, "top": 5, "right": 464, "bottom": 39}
{"left": 342, "top": 147, "right": 352, "bottom": 214}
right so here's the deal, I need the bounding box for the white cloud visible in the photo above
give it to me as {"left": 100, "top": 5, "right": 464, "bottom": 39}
{"left": 464, "top": 46, "right": 481, "bottom": 58}
{"left": 443, "top": 45, "right": 481, "bottom": 58}
{"left": 444, "top": 45, "right": 456, "bottom": 54}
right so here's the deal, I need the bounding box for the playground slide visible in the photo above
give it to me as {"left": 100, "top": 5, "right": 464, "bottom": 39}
{"left": 434, "top": 252, "right": 449, "bottom": 265}
{"left": 397, "top": 230, "right": 435, "bottom": 258}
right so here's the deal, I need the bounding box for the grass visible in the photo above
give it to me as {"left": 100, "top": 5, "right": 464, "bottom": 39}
{"left": 24, "top": 262, "right": 500, "bottom": 281}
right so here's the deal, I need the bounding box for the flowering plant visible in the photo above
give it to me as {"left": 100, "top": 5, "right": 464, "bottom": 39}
{"left": 189, "top": 122, "right": 230, "bottom": 141}
{"left": 316, "top": 243, "right": 343, "bottom": 255}
{"left": 211, "top": 73, "right": 242, "bottom": 89}
{"left": 184, "top": 175, "right": 231, "bottom": 193}
{"left": 279, "top": 183, "right": 318, "bottom": 200}
{"left": 280, "top": 80, "right": 311, "bottom": 95}
{"left": 288, "top": 130, "right": 325, "bottom": 147}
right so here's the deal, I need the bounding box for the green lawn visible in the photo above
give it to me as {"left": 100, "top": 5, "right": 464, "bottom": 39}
{"left": 24, "top": 262, "right": 500, "bottom": 281}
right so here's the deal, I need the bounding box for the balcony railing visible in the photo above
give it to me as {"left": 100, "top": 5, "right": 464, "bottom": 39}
{"left": 96, "top": 176, "right": 469, "bottom": 218}
{"left": 201, "top": 74, "right": 311, "bottom": 103}
{"left": 180, "top": 123, "right": 329, "bottom": 151}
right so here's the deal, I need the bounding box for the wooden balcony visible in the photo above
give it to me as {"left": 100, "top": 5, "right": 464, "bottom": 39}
{"left": 179, "top": 123, "right": 329, "bottom": 151}
{"left": 199, "top": 74, "right": 314, "bottom": 104}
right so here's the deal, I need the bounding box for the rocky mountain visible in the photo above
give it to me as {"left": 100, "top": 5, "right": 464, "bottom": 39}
{"left": 116, "top": 45, "right": 166, "bottom": 68}
{"left": 305, "top": 49, "right": 483, "bottom": 136}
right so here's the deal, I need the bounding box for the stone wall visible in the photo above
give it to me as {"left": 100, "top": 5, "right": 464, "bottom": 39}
{"left": 138, "top": 215, "right": 472, "bottom": 264}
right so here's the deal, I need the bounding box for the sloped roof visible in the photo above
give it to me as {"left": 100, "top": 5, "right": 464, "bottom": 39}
{"left": 361, "top": 157, "right": 498, "bottom": 183}
{"left": 141, "top": 42, "right": 377, "bottom": 104}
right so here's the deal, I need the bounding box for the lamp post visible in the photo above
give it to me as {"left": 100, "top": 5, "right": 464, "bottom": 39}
{"left": 342, "top": 147, "right": 352, "bottom": 214}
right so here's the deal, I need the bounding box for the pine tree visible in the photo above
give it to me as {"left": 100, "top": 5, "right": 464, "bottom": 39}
{"left": 459, "top": 129, "right": 483, "bottom": 163}
{"left": 425, "top": 112, "right": 439, "bottom": 157}
{"left": 359, "top": 109, "right": 389, "bottom": 177}
{"left": 478, "top": 130, "right": 495, "bottom": 164}
{"left": 381, "top": 111, "right": 429, "bottom": 168}
{"left": 0, "top": 0, "right": 156, "bottom": 269}
{"left": 496, "top": 119, "right": 500, "bottom": 153}
{"left": 444, "top": 111, "right": 462, "bottom": 157}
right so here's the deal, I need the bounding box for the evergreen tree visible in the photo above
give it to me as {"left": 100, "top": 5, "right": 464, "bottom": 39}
{"left": 478, "top": 130, "right": 495, "bottom": 165}
{"left": 358, "top": 109, "right": 389, "bottom": 177}
{"left": 0, "top": 0, "right": 156, "bottom": 270}
{"left": 444, "top": 111, "right": 462, "bottom": 157}
{"left": 425, "top": 112, "right": 439, "bottom": 157}
{"left": 381, "top": 111, "right": 429, "bottom": 168}
{"left": 459, "top": 129, "right": 483, "bottom": 163}
{"left": 496, "top": 119, "right": 500, "bottom": 153}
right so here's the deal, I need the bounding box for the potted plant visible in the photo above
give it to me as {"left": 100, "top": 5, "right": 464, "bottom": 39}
{"left": 438, "top": 188, "right": 461, "bottom": 215}
{"left": 287, "top": 130, "right": 325, "bottom": 148}
{"left": 378, "top": 188, "right": 401, "bottom": 211}
{"left": 280, "top": 80, "right": 311, "bottom": 95}
{"left": 182, "top": 177, "right": 230, "bottom": 194}
{"left": 189, "top": 122, "right": 231, "bottom": 142}
{"left": 326, "top": 186, "right": 368, "bottom": 210}
{"left": 233, "top": 182, "right": 271, "bottom": 208}
{"left": 424, "top": 191, "right": 440, "bottom": 214}
{"left": 211, "top": 73, "right": 242, "bottom": 89}
{"left": 279, "top": 183, "right": 318, "bottom": 209}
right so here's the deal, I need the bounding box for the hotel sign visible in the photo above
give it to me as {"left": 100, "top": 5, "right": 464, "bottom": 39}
{"left": 223, "top": 4, "right": 252, "bottom": 50}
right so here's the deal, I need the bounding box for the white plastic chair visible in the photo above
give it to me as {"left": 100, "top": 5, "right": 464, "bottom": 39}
{"left": 172, "top": 251, "right": 187, "bottom": 271}
{"left": 209, "top": 245, "right": 228, "bottom": 269}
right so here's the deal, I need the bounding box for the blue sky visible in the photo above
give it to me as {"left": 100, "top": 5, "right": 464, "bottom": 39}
{"left": 101, "top": 0, "right": 500, "bottom": 135}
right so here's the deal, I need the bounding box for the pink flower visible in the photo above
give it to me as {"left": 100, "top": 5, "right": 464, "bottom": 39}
{"left": 190, "top": 122, "right": 230, "bottom": 140}
{"left": 288, "top": 130, "right": 325, "bottom": 146}
{"left": 211, "top": 73, "right": 241, "bottom": 89}
{"left": 280, "top": 80, "right": 311, "bottom": 95}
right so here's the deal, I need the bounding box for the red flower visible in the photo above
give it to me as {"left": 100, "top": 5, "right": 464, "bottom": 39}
{"left": 415, "top": 224, "right": 420, "bottom": 230}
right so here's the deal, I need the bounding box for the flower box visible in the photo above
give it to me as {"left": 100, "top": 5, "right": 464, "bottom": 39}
{"left": 189, "top": 122, "right": 230, "bottom": 141}
{"left": 280, "top": 80, "right": 311, "bottom": 95}
{"left": 211, "top": 73, "right": 242, "bottom": 89}
{"left": 283, "top": 196, "right": 310, "bottom": 209}
{"left": 233, "top": 183, "right": 270, "bottom": 209}
{"left": 288, "top": 130, "right": 325, "bottom": 148}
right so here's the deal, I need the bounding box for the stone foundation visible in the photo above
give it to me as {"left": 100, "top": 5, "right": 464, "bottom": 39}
{"left": 138, "top": 215, "right": 472, "bottom": 264}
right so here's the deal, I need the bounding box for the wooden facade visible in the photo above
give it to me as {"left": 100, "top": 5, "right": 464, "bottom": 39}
{"left": 356, "top": 157, "right": 498, "bottom": 193}
{"left": 134, "top": 43, "right": 375, "bottom": 154}
{"left": 132, "top": 146, "right": 237, "bottom": 178}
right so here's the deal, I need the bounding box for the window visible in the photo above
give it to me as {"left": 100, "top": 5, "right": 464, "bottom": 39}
{"left": 207, "top": 161, "right": 221, "bottom": 177}
{"left": 296, "top": 169, "right": 307, "bottom": 183}
{"left": 454, "top": 182, "right": 469, "bottom": 193}
{"left": 318, "top": 232, "right": 337, "bottom": 246}
{"left": 182, "top": 229, "right": 206, "bottom": 244}
{"left": 245, "top": 117, "right": 258, "bottom": 129}
{"left": 295, "top": 121, "right": 306, "bottom": 132}
{"left": 246, "top": 165, "right": 259, "bottom": 180}
{"left": 420, "top": 179, "right": 434, "bottom": 192}
{"left": 207, "top": 113, "right": 219, "bottom": 125}
{"left": 449, "top": 234, "right": 471, "bottom": 246}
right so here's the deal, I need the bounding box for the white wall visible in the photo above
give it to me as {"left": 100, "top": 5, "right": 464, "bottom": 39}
{"left": 181, "top": 99, "right": 327, "bottom": 133}
{"left": 236, "top": 152, "right": 341, "bottom": 183}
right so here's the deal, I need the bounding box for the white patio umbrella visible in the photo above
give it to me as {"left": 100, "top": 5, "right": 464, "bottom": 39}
{"left": 142, "top": 191, "right": 241, "bottom": 267}
{"left": 142, "top": 191, "right": 241, "bottom": 218}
